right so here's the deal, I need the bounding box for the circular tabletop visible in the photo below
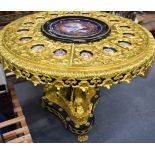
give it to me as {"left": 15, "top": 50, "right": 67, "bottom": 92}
{"left": 0, "top": 12, "right": 155, "bottom": 88}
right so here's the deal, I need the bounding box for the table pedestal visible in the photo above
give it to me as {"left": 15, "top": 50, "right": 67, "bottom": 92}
{"left": 41, "top": 84, "right": 100, "bottom": 142}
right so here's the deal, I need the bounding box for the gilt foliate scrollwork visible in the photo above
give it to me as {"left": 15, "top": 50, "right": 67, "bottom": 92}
{"left": 0, "top": 11, "right": 155, "bottom": 89}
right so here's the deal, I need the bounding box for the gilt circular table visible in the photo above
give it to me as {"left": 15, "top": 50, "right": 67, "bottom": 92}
{"left": 0, "top": 12, "right": 155, "bottom": 142}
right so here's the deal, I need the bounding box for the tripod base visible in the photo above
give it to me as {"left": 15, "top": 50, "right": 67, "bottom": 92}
{"left": 41, "top": 86, "right": 100, "bottom": 142}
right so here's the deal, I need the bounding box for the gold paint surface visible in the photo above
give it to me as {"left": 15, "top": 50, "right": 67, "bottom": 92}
{"left": 1, "top": 12, "right": 155, "bottom": 139}
{"left": 0, "top": 11, "right": 155, "bottom": 89}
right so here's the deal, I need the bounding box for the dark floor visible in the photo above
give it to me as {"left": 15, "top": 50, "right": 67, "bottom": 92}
{"left": 14, "top": 63, "right": 155, "bottom": 143}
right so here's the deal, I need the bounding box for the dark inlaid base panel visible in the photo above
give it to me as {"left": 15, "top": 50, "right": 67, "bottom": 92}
{"left": 41, "top": 88, "right": 100, "bottom": 140}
